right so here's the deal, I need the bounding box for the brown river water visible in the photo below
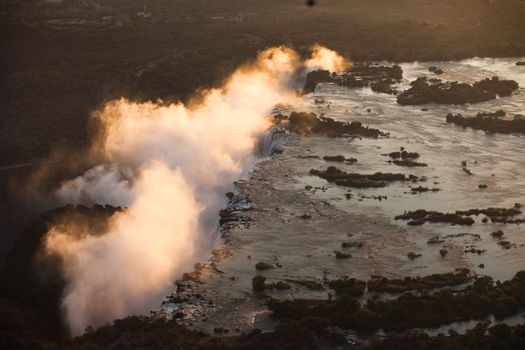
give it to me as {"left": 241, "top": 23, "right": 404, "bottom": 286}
{"left": 155, "top": 57, "right": 525, "bottom": 337}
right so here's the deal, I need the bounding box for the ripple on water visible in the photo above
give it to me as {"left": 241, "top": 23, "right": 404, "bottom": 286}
{"left": 171, "top": 58, "right": 525, "bottom": 334}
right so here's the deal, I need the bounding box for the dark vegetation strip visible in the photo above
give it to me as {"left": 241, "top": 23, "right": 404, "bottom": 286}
{"left": 395, "top": 205, "right": 523, "bottom": 226}
{"left": 268, "top": 271, "right": 525, "bottom": 332}
{"left": 446, "top": 111, "right": 525, "bottom": 135}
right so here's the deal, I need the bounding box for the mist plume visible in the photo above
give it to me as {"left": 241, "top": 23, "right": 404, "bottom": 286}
{"left": 44, "top": 45, "right": 348, "bottom": 335}
{"left": 306, "top": 44, "right": 351, "bottom": 72}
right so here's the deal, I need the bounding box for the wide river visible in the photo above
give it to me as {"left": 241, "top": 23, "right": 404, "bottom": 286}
{"left": 160, "top": 57, "right": 525, "bottom": 337}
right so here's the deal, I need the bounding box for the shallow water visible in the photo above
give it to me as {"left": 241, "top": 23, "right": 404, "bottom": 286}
{"left": 298, "top": 57, "right": 525, "bottom": 281}
{"left": 164, "top": 58, "right": 525, "bottom": 335}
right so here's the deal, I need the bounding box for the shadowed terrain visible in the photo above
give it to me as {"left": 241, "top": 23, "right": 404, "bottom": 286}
{"left": 1, "top": 0, "right": 525, "bottom": 165}
{"left": 2, "top": 1, "right": 525, "bottom": 349}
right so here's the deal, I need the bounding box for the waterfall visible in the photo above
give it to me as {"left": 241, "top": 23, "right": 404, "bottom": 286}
{"left": 257, "top": 128, "right": 288, "bottom": 156}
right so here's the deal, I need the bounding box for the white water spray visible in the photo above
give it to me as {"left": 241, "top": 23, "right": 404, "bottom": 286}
{"left": 44, "top": 45, "right": 348, "bottom": 335}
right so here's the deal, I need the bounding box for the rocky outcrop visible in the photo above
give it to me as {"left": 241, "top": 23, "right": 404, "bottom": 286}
{"left": 287, "top": 111, "right": 387, "bottom": 138}
{"left": 397, "top": 76, "right": 519, "bottom": 105}
{"left": 429, "top": 66, "right": 444, "bottom": 75}
{"left": 395, "top": 209, "right": 475, "bottom": 226}
{"left": 310, "top": 166, "right": 418, "bottom": 188}
{"left": 474, "top": 77, "right": 519, "bottom": 97}
{"left": 388, "top": 150, "right": 419, "bottom": 159}
{"left": 367, "top": 269, "right": 471, "bottom": 293}
{"left": 304, "top": 64, "right": 403, "bottom": 94}
{"left": 393, "top": 159, "right": 427, "bottom": 167}
{"left": 395, "top": 205, "right": 523, "bottom": 226}
{"left": 303, "top": 69, "right": 335, "bottom": 93}
{"left": 446, "top": 111, "right": 525, "bottom": 134}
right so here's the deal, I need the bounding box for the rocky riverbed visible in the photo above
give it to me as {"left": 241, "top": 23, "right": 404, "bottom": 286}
{"left": 160, "top": 57, "right": 525, "bottom": 338}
